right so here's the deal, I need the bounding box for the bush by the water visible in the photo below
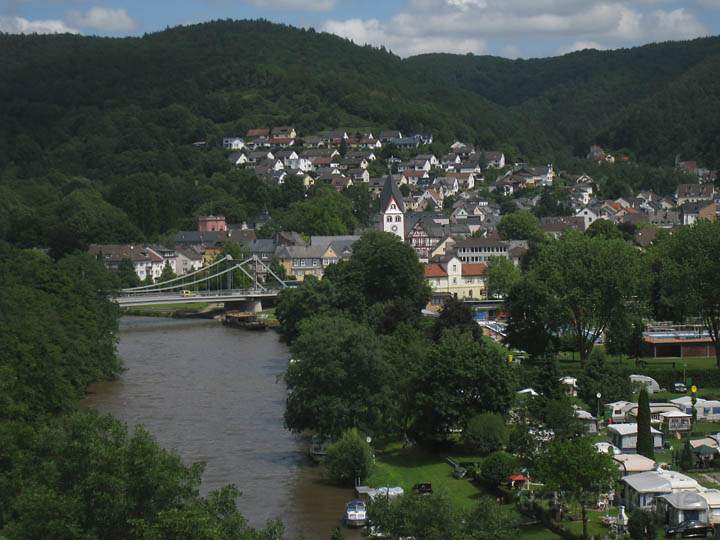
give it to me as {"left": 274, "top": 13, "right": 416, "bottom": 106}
{"left": 323, "top": 428, "right": 374, "bottom": 486}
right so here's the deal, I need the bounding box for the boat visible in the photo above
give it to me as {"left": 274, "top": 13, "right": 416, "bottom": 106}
{"left": 344, "top": 499, "right": 368, "bottom": 528}
{"left": 222, "top": 311, "right": 268, "bottom": 331}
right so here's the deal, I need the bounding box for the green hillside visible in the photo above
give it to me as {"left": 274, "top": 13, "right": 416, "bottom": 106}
{"left": 1, "top": 19, "right": 719, "bottom": 250}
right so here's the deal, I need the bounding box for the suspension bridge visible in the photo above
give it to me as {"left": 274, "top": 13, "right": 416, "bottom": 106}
{"left": 113, "top": 255, "right": 290, "bottom": 309}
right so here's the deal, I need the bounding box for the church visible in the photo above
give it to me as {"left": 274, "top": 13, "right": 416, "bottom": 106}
{"left": 378, "top": 175, "right": 405, "bottom": 241}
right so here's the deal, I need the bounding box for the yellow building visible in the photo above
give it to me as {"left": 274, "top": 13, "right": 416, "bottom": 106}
{"left": 424, "top": 256, "right": 487, "bottom": 302}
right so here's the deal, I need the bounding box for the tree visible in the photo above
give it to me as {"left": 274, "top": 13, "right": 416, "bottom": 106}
{"left": 432, "top": 296, "right": 480, "bottom": 341}
{"left": 496, "top": 211, "right": 544, "bottom": 242}
{"left": 537, "top": 437, "right": 617, "bottom": 540}
{"left": 159, "top": 260, "right": 176, "bottom": 283}
{"left": 284, "top": 314, "right": 394, "bottom": 437}
{"left": 577, "top": 348, "right": 634, "bottom": 408}
{"left": 332, "top": 230, "right": 430, "bottom": 313}
{"left": 323, "top": 428, "right": 374, "bottom": 486}
{"left": 628, "top": 509, "right": 656, "bottom": 540}
{"left": 463, "top": 498, "right": 520, "bottom": 540}
{"left": 412, "top": 331, "right": 517, "bottom": 442}
{"left": 504, "top": 278, "right": 564, "bottom": 357}
{"left": 636, "top": 386, "right": 654, "bottom": 459}
{"left": 368, "top": 493, "right": 462, "bottom": 540}
{"left": 330, "top": 527, "right": 343, "bottom": 540}
{"left": 117, "top": 257, "right": 141, "bottom": 288}
{"left": 275, "top": 275, "right": 336, "bottom": 343}
{"left": 606, "top": 314, "right": 645, "bottom": 359}
{"left": 679, "top": 439, "right": 695, "bottom": 471}
{"left": 521, "top": 230, "right": 645, "bottom": 363}
{"left": 462, "top": 413, "right": 508, "bottom": 455}
{"left": 485, "top": 256, "right": 521, "bottom": 298}
{"left": 278, "top": 186, "right": 356, "bottom": 236}
{"left": 585, "top": 218, "right": 622, "bottom": 240}
{"left": 480, "top": 451, "right": 518, "bottom": 487}
{"left": 653, "top": 221, "right": 720, "bottom": 367}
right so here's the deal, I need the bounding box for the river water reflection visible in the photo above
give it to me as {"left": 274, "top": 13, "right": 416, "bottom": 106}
{"left": 83, "top": 317, "right": 363, "bottom": 540}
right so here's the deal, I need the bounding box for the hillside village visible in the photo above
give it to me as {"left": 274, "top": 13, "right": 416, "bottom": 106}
{"left": 92, "top": 126, "right": 719, "bottom": 306}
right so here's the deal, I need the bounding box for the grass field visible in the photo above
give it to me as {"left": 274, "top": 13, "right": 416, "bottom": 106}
{"left": 366, "top": 446, "right": 606, "bottom": 540}
{"left": 557, "top": 353, "right": 718, "bottom": 372}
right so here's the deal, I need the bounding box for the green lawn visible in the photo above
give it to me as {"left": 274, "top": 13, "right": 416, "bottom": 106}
{"left": 557, "top": 353, "right": 718, "bottom": 371}
{"left": 367, "top": 446, "right": 484, "bottom": 511}
{"left": 367, "top": 446, "right": 573, "bottom": 540}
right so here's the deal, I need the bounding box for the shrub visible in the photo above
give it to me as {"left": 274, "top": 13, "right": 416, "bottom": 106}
{"left": 628, "top": 509, "right": 656, "bottom": 540}
{"left": 480, "top": 451, "right": 518, "bottom": 487}
{"left": 463, "top": 412, "right": 508, "bottom": 455}
{"left": 323, "top": 428, "right": 374, "bottom": 486}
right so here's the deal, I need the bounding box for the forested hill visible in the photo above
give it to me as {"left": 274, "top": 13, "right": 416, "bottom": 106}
{"left": 1, "top": 20, "right": 719, "bottom": 251}
{"left": 1, "top": 19, "right": 720, "bottom": 169}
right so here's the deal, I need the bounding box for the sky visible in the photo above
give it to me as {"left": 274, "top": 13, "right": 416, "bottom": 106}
{"left": 1, "top": 0, "right": 720, "bottom": 58}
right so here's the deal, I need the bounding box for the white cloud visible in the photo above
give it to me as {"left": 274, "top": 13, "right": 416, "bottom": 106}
{"left": 0, "top": 14, "right": 77, "bottom": 34}
{"left": 323, "top": 17, "right": 486, "bottom": 56}
{"left": 322, "top": 0, "right": 710, "bottom": 58}
{"left": 66, "top": 7, "right": 137, "bottom": 33}
{"left": 242, "top": 0, "right": 336, "bottom": 11}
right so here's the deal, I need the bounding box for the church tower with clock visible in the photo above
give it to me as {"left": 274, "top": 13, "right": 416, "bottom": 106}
{"left": 379, "top": 175, "right": 405, "bottom": 241}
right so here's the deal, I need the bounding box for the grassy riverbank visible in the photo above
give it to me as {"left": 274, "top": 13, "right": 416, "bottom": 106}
{"left": 366, "top": 445, "right": 621, "bottom": 539}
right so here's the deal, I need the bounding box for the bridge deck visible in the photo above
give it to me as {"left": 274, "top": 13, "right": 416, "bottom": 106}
{"left": 114, "top": 289, "right": 282, "bottom": 307}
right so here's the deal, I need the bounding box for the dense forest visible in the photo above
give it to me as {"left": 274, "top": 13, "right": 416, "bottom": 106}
{"left": 0, "top": 19, "right": 718, "bottom": 250}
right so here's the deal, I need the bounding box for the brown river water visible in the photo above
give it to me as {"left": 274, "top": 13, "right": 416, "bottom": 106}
{"left": 83, "top": 316, "right": 364, "bottom": 540}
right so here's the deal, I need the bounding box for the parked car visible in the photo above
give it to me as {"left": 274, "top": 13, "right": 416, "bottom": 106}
{"left": 673, "top": 382, "right": 688, "bottom": 393}
{"left": 412, "top": 483, "right": 432, "bottom": 495}
{"left": 665, "top": 520, "right": 712, "bottom": 538}
{"left": 452, "top": 466, "right": 467, "bottom": 479}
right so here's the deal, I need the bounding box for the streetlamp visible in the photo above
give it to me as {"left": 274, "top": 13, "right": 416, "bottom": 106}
{"left": 596, "top": 392, "right": 602, "bottom": 426}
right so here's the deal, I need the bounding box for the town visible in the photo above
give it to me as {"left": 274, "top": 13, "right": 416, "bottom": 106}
{"left": 82, "top": 125, "right": 720, "bottom": 539}
{"left": 4, "top": 13, "right": 720, "bottom": 540}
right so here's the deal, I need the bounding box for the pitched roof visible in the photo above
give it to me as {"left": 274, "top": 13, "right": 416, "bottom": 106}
{"left": 461, "top": 263, "right": 487, "bottom": 277}
{"left": 380, "top": 175, "right": 405, "bottom": 213}
{"left": 424, "top": 263, "right": 448, "bottom": 278}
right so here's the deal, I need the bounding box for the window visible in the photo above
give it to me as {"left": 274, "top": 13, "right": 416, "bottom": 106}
{"left": 452, "top": 264, "right": 457, "bottom": 272}
{"left": 386, "top": 216, "right": 392, "bottom": 222}
{"left": 395, "top": 216, "right": 402, "bottom": 222}
{"left": 391, "top": 204, "right": 396, "bottom": 210}
{"left": 713, "top": 407, "right": 720, "bottom": 414}
{"left": 452, "top": 278, "right": 457, "bottom": 284}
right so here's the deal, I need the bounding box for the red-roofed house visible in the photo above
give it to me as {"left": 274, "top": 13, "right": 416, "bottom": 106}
{"left": 424, "top": 256, "right": 487, "bottom": 303}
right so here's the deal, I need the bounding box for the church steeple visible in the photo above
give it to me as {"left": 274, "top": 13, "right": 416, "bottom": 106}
{"left": 379, "top": 175, "right": 405, "bottom": 240}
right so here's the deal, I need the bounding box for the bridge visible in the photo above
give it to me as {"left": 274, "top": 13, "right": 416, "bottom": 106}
{"left": 113, "top": 255, "right": 289, "bottom": 309}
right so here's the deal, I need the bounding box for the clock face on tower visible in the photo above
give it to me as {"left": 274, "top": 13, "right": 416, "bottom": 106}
{"left": 391, "top": 225, "right": 398, "bottom": 232}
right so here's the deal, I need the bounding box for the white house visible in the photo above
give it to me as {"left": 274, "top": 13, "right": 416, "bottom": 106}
{"left": 223, "top": 137, "right": 245, "bottom": 150}
{"left": 607, "top": 423, "right": 663, "bottom": 454}
{"left": 575, "top": 207, "right": 600, "bottom": 230}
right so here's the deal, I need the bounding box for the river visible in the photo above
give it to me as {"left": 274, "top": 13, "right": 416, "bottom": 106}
{"left": 83, "top": 317, "right": 364, "bottom": 540}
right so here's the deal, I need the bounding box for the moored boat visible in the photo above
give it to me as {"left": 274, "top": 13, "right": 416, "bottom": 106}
{"left": 344, "top": 499, "right": 368, "bottom": 528}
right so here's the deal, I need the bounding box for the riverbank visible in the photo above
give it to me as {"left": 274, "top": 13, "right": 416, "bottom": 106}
{"left": 120, "top": 303, "right": 280, "bottom": 326}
